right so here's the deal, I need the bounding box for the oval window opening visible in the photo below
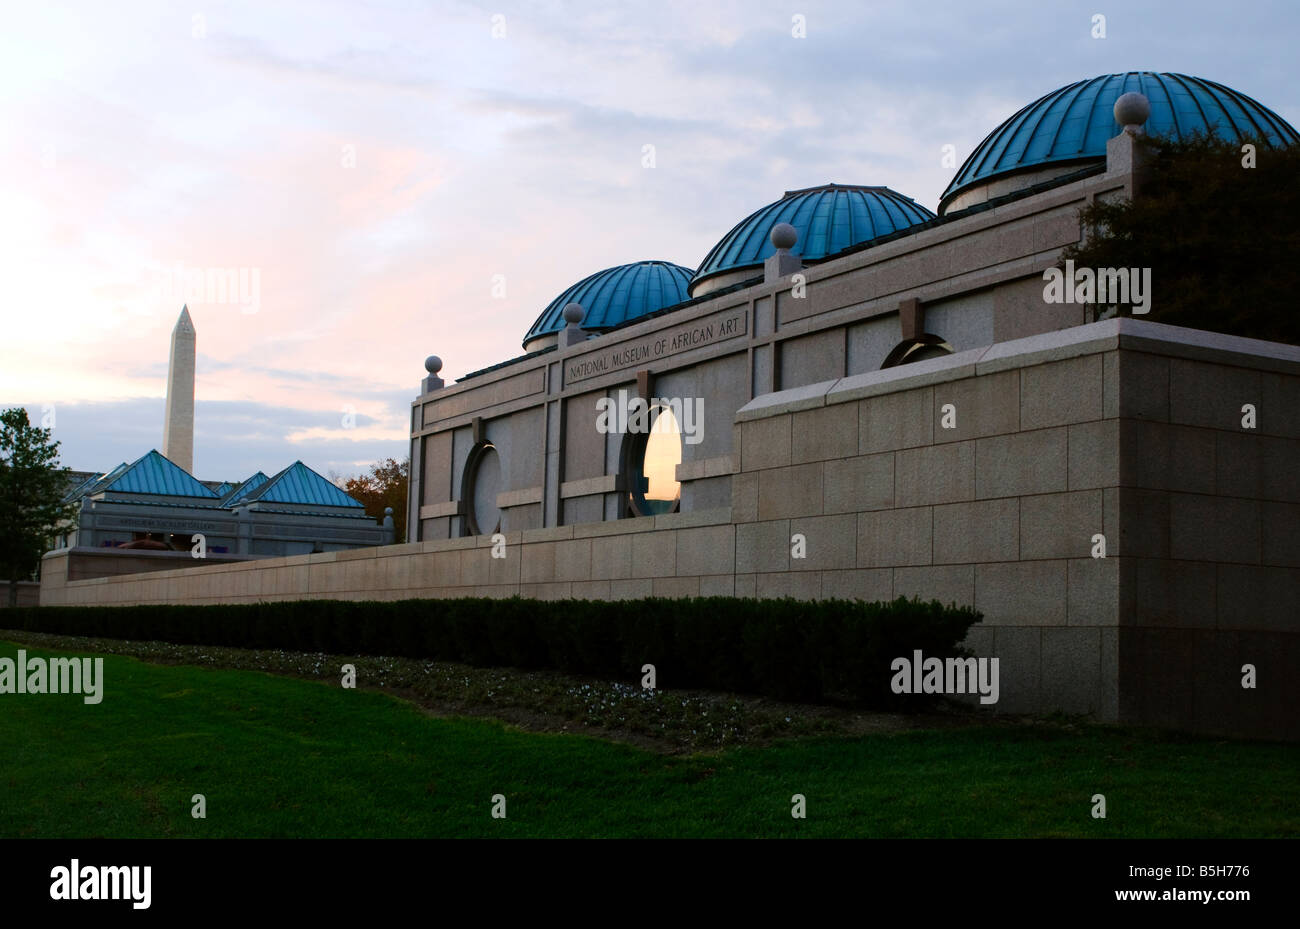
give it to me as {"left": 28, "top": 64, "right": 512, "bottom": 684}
{"left": 629, "top": 405, "right": 683, "bottom": 516}
{"left": 466, "top": 444, "right": 503, "bottom": 535}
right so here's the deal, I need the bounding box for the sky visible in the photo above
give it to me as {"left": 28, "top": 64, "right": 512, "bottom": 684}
{"left": 1, "top": 0, "right": 1296, "bottom": 482}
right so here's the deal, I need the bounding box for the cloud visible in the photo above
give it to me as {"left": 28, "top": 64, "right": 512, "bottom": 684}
{"left": 2, "top": 0, "right": 1296, "bottom": 459}
{"left": 16, "top": 397, "right": 407, "bottom": 483}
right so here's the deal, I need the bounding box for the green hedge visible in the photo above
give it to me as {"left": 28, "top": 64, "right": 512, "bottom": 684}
{"left": 2, "top": 596, "right": 981, "bottom": 708}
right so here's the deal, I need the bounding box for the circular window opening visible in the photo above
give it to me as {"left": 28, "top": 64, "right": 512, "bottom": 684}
{"left": 624, "top": 404, "right": 683, "bottom": 517}
{"left": 463, "top": 443, "right": 503, "bottom": 536}
{"left": 881, "top": 333, "right": 955, "bottom": 368}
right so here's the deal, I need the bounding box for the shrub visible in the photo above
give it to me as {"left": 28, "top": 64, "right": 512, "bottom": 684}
{"left": 3, "top": 595, "right": 981, "bottom": 708}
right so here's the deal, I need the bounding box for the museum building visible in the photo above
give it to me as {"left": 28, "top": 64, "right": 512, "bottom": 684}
{"left": 42, "top": 72, "right": 1300, "bottom": 738}
{"left": 57, "top": 451, "right": 394, "bottom": 556}
{"left": 407, "top": 72, "right": 1298, "bottom": 543}
{"left": 395, "top": 72, "right": 1300, "bottom": 737}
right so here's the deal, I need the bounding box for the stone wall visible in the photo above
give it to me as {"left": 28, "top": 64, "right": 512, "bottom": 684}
{"left": 0, "top": 581, "right": 41, "bottom": 608}
{"left": 47, "top": 548, "right": 259, "bottom": 583}
{"left": 38, "top": 320, "right": 1300, "bottom": 739}
{"left": 1109, "top": 331, "right": 1300, "bottom": 739}
{"left": 730, "top": 325, "right": 1125, "bottom": 720}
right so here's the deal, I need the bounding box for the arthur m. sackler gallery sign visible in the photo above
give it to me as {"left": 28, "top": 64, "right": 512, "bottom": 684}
{"left": 565, "top": 307, "right": 748, "bottom": 385}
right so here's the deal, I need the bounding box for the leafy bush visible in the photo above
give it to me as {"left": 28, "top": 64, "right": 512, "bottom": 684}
{"left": 3, "top": 596, "right": 981, "bottom": 708}
{"left": 1064, "top": 132, "right": 1300, "bottom": 345}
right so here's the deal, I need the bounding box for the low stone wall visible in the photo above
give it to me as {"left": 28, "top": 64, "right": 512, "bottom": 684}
{"left": 37, "top": 320, "right": 1300, "bottom": 739}
{"left": 53, "top": 547, "right": 260, "bottom": 582}
{"left": 39, "top": 511, "right": 740, "bottom": 606}
{"left": 1, "top": 581, "right": 41, "bottom": 608}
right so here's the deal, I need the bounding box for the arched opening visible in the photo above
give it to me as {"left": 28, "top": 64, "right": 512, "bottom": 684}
{"left": 620, "top": 403, "right": 683, "bottom": 518}
{"left": 881, "top": 333, "right": 955, "bottom": 368}
{"left": 461, "top": 442, "right": 503, "bottom": 536}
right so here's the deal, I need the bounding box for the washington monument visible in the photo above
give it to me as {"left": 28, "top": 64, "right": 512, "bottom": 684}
{"left": 162, "top": 306, "right": 195, "bottom": 474}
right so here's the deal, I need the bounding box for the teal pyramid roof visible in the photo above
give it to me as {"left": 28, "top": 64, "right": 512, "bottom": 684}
{"left": 241, "top": 461, "right": 364, "bottom": 509}
{"left": 222, "top": 471, "right": 269, "bottom": 506}
{"left": 64, "top": 469, "right": 111, "bottom": 502}
{"left": 85, "top": 462, "right": 130, "bottom": 496}
{"left": 100, "top": 450, "right": 218, "bottom": 498}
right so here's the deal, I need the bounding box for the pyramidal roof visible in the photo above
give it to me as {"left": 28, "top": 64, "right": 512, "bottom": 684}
{"left": 99, "top": 450, "right": 218, "bottom": 498}
{"left": 222, "top": 471, "right": 269, "bottom": 506}
{"left": 85, "top": 461, "right": 131, "bottom": 496}
{"left": 240, "top": 461, "right": 364, "bottom": 509}
{"left": 64, "top": 469, "right": 110, "bottom": 502}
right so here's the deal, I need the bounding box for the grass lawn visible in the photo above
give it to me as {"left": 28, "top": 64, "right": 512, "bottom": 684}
{"left": 1, "top": 641, "right": 1296, "bottom": 838}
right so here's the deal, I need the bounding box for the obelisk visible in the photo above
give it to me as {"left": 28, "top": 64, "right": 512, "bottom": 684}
{"left": 162, "top": 306, "right": 196, "bottom": 474}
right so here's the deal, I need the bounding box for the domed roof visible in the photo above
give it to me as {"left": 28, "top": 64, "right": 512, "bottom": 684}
{"left": 690, "top": 184, "right": 935, "bottom": 295}
{"left": 940, "top": 72, "right": 1300, "bottom": 214}
{"left": 523, "top": 260, "right": 693, "bottom": 348}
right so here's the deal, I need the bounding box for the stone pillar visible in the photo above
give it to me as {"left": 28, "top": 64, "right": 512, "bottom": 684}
{"left": 764, "top": 223, "right": 802, "bottom": 283}
{"left": 1106, "top": 92, "right": 1152, "bottom": 194}
{"left": 422, "top": 355, "right": 445, "bottom": 393}
{"left": 561, "top": 303, "right": 587, "bottom": 347}
{"left": 899, "top": 297, "right": 925, "bottom": 342}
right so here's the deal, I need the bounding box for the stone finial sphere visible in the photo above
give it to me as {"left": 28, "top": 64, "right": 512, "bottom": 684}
{"left": 770, "top": 222, "right": 798, "bottom": 250}
{"left": 425, "top": 355, "right": 443, "bottom": 374}
{"left": 1114, "top": 92, "right": 1151, "bottom": 128}
{"left": 563, "top": 302, "right": 585, "bottom": 324}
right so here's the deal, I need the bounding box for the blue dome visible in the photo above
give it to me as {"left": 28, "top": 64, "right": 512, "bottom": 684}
{"left": 523, "top": 261, "right": 693, "bottom": 348}
{"left": 690, "top": 184, "right": 936, "bottom": 294}
{"left": 941, "top": 72, "right": 1300, "bottom": 214}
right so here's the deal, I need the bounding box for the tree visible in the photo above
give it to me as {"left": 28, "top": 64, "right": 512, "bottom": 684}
{"left": 1063, "top": 132, "right": 1300, "bottom": 345}
{"left": 342, "top": 457, "right": 409, "bottom": 543}
{"left": 0, "top": 408, "right": 79, "bottom": 606}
